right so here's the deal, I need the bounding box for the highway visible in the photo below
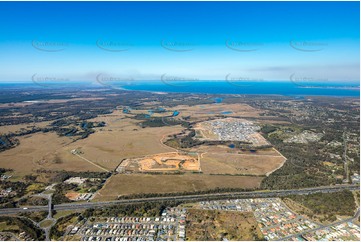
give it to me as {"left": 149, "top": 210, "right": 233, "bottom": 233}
{"left": 0, "top": 184, "right": 358, "bottom": 216}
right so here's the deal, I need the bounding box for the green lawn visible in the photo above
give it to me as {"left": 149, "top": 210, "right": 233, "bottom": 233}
{"left": 0, "top": 221, "right": 19, "bottom": 232}
{"left": 39, "top": 219, "right": 54, "bottom": 228}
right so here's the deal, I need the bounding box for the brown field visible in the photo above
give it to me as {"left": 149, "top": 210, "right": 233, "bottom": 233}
{"left": 117, "top": 152, "right": 200, "bottom": 173}
{"left": 200, "top": 150, "right": 286, "bottom": 176}
{"left": 0, "top": 102, "right": 283, "bottom": 187}
{"left": 0, "top": 109, "right": 183, "bottom": 178}
{"left": 66, "top": 113, "right": 183, "bottom": 171}
{"left": 194, "top": 122, "right": 219, "bottom": 140}
{"left": 94, "top": 173, "right": 262, "bottom": 201}
{"left": 65, "top": 192, "right": 80, "bottom": 201}
{"left": 0, "top": 121, "right": 51, "bottom": 134}
{"left": 185, "top": 209, "right": 263, "bottom": 241}
{"left": 0, "top": 111, "right": 182, "bottom": 177}
{"left": 0, "top": 132, "right": 102, "bottom": 178}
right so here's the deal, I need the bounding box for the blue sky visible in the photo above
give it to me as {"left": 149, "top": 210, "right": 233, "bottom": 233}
{"left": 0, "top": 1, "right": 359, "bottom": 83}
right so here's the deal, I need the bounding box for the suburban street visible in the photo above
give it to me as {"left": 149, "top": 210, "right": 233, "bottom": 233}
{"left": 279, "top": 208, "right": 360, "bottom": 241}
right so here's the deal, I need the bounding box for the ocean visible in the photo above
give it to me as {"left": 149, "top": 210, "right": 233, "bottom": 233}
{"left": 122, "top": 81, "right": 360, "bottom": 97}
{"left": 0, "top": 81, "right": 359, "bottom": 97}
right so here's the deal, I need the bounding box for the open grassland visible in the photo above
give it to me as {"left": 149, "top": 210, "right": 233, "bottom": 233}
{"left": 94, "top": 173, "right": 262, "bottom": 201}
{"left": 66, "top": 115, "right": 183, "bottom": 171}
{"left": 39, "top": 219, "right": 54, "bottom": 228}
{"left": 0, "top": 104, "right": 285, "bottom": 188}
{"left": 53, "top": 210, "right": 81, "bottom": 220}
{"left": 0, "top": 221, "right": 19, "bottom": 232}
{"left": 201, "top": 150, "right": 286, "bottom": 176}
{"left": 0, "top": 110, "right": 183, "bottom": 178}
{"left": 0, "top": 121, "right": 51, "bottom": 134}
{"left": 0, "top": 132, "right": 101, "bottom": 178}
{"left": 185, "top": 209, "right": 263, "bottom": 241}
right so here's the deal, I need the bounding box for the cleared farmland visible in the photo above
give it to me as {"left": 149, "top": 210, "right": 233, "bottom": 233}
{"left": 0, "top": 132, "right": 101, "bottom": 178}
{"left": 94, "top": 173, "right": 262, "bottom": 201}
{"left": 200, "top": 150, "right": 286, "bottom": 176}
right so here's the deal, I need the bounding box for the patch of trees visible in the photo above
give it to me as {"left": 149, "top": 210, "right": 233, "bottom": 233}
{"left": 0, "top": 173, "right": 28, "bottom": 208}
{"left": 118, "top": 187, "right": 255, "bottom": 200}
{"left": 262, "top": 168, "right": 334, "bottom": 190}
{"left": 51, "top": 119, "right": 75, "bottom": 127}
{"left": 34, "top": 170, "right": 111, "bottom": 183}
{"left": 42, "top": 171, "right": 110, "bottom": 204}
{"left": 260, "top": 125, "right": 277, "bottom": 134}
{"left": 165, "top": 129, "right": 263, "bottom": 150}
{"left": 139, "top": 171, "right": 185, "bottom": 175}
{"left": 19, "top": 211, "right": 48, "bottom": 223}
{"left": 261, "top": 141, "right": 339, "bottom": 190}
{"left": 18, "top": 196, "right": 48, "bottom": 206}
{"left": 0, "top": 180, "right": 28, "bottom": 197}
{"left": 165, "top": 129, "right": 202, "bottom": 148}
{"left": 285, "top": 190, "right": 356, "bottom": 222}
{"left": 136, "top": 116, "right": 188, "bottom": 128}
{"left": 50, "top": 213, "right": 81, "bottom": 240}
{"left": 209, "top": 173, "right": 266, "bottom": 177}
{"left": 10, "top": 127, "right": 42, "bottom": 137}
{"left": 53, "top": 120, "right": 106, "bottom": 139}
{"left": 0, "top": 135, "right": 19, "bottom": 152}
{"left": 52, "top": 183, "right": 77, "bottom": 205}
{"left": 0, "top": 168, "right": 12, "bottom": 174}
{"left": 82, "top": 179, "right": 105, "bottom": 193}
{"left": 261, "top": 128, "right": 343, "bottom": 189}
{"left": 0, "top": 198, "right": 16, "bottom": 208}
{"left": 82, "top": 201, "right": 181, "bottom": 218}
{"left": 0, "top": 88, "right": 122, "bottom": 126}
{"left": 0, "top": 119, "right": 106, "bottom": 147}
{"left": 0, "top": 216, "right": 45, "bottom": 240}
{"left": 56, "top": 127, "right": 78, "bottom": 137}
{"left": 23, "top": 174, "right": 37, "bottom": 182}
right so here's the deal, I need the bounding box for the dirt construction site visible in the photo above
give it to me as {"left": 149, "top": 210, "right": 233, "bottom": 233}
{"left": 116, "top": 152, "right": 201, "bottom": 173}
